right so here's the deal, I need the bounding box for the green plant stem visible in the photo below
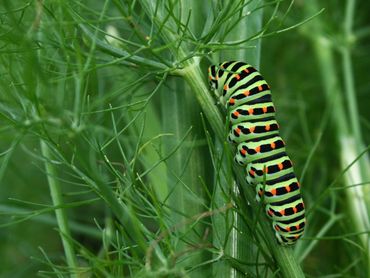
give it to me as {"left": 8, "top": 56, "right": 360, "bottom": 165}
{"left": 40, "top": 141, "right": 78, "bottom": 276}
{"left": 342, "top": 0, "right": 370, "bottom": 182}
{"left": 216, "top": 1, "right": 263, "bottom": 276}
{"left": 342, "top": 41, "right": 360, "bottom": 142}
{"left": 233, "top": 0, "right": 263, "bottom": 267}
{"left": 342, "top": 0, "right": 370, "bottom": 269}
{"left": 161, "top": 76, "right": 209, "bottom": 275}
{"left": 304, "top": 0, "right": 370, "bottom": 272}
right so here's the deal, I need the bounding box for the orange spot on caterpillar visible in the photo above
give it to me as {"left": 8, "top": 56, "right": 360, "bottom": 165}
{"left": 258, "top": 85, "right": 263, "bottom": 91}
{"left": 262, "top": 106, "right": 268, "bottom": 113}
{"left": 224, "top": 85, "right": 228, "bottom": 90}
{"left": 249, "top": 126, "right": 255, "bottom": 133}
{"left": 270, "top": 189, "right": 277, "bottom": 196}
{"left": 265, "top": 124, "right": 271, "bottom": 131}
{"left": 285, "top": 185, "right": 291, "bottom": 192}
{"left": 248, "top": 108, "right": 254, "bottom": 115}
{"left": 249, "top": 169, "right": 255, "bottom": 176}
{"left": 293, "top": 207, "right": 298, "bottom": 213}
{"left": 229, "top": 98, "right": 235, "bottom": 105}
{"left": 278, "top": 163, "right": 284, "bottom": 170}
{"left": 243, "top": 91, "right": 250, "bottom": 96}
{"left": 240, "top": 149, "right": 246, "bottom": 155}
{"left": 244, "top": 68, "right": 250, "bottom": 73}
{"left": 233, "top": 111, "right": 240, "bottom": 117}
{"left": 235, "top": 74, "right": 241, "bottom": 80}
{"left": 280, "top": 210, "right": 285, "bottom": 216}
{"left": 270, "top": 142, "right": 276, "bottom": 149}
{"left": 235, "top": 127, "right": 241, "bottom": 135}
{"left": 255, "top": 146, "right": 261, "bottom": 153}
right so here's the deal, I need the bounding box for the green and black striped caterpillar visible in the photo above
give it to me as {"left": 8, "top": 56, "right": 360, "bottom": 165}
{"left": 208, "top": 61, "right": 306, "bottom": 245}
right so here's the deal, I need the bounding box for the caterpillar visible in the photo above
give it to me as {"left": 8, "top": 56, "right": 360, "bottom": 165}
{"left": 208, "top": 61, "right": 306, "bottom": 245}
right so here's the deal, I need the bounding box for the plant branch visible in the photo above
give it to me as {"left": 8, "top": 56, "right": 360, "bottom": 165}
{"left": 40, "top": 140, "right": 78, "bottom": 276}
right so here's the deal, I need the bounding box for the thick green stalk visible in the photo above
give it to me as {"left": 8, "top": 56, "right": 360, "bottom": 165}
{"left": 341, "top": 0, "right": 370, "bottom": 269}
{"left": 157, "top": 2, "right": 210, "bottom": 274}
{"left": 342, "top": 1, "right": 361, "bottom": 142}
{"left": 316, "top": 35, "right": 370, "bottom": 276}
{"left": 40, "top": 141, "right": 78, "bottom": 276}
{"left": 304, "top": 0, "right": 370, "bottom": 272}
{"left": 215, "top": 1, "right": 263, "bottom": 276}
{"left": 161, "top": 77, "right": 208, "bottom": 275}
{"left": 341, "top": 0, "right": 370, "bottom": 186}
{"left": 212, "top": 0, "right": 262, "bottom": 277}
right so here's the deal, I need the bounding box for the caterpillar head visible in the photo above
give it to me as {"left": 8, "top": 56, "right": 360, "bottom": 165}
{"left": 208, "top": 65, "right": 218, "bottom": 87}
{"left": 208, "top": 65, "right": 224, "bottom": 104}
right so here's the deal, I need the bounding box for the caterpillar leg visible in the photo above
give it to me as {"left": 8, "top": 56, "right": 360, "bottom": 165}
{"left": 274, "top": 231, "right": 301, "bottom": 246}
{"left": 255, "top": 182, "right": 265, "bottom": 202}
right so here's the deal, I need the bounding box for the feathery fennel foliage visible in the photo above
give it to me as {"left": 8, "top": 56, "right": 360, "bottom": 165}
{"left": 0, "top": 0, "right": 369, "bottom": 277}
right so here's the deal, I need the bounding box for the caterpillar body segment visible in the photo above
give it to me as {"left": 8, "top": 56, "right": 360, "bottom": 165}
{"left": 228, "top": 119, "right": 280, "bottom": 144}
